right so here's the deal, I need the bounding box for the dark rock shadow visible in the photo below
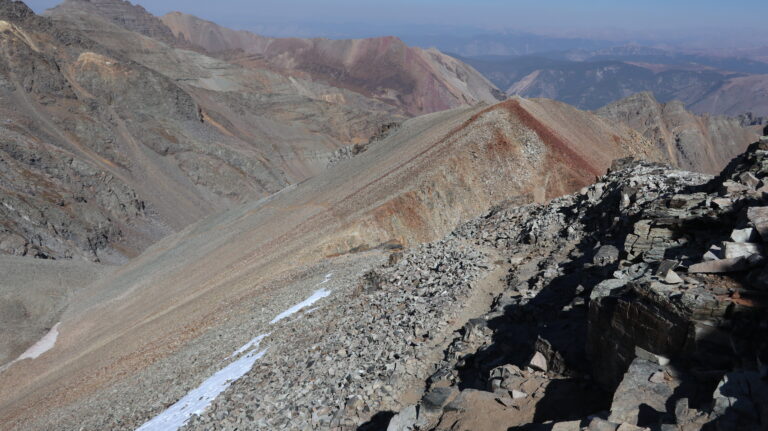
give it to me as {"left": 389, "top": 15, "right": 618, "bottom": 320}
{"left": 357, "top": 411, "right": 395, "bottom": 431}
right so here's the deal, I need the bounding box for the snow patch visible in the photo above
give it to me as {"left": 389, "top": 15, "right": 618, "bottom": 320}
{"left": 18, "top": 322, "right": 60, "bottom": 360}
{"left": 136, "top": 335, "right": 269, "bottom": 431}
{"left": 228, "top": 333, "right": 269, "bottom": 359}
{"left": 270, "top": 287, "right": 332, "bottom": 324}
{"left": 136, "top": 272, "right": 335, "bottom": 430}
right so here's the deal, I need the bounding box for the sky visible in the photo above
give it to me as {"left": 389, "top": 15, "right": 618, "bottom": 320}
{"left": 24, "top": 0, "right": 768, "bottom": 48}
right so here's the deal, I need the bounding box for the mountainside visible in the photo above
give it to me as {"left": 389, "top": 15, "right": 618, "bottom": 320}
{"left": 160, "top": 12, "right": 505, "bottom": 116}
{"left": 0, "top": 0, "right": 400, "bottom": 262}
{"left": 2, "top": 103, "right": 766, "bottom": 430}
{"left": 597, "top": 92, "right": 761, "bottom": 173}
{"left": 0, "top": 97, "right": 671, "bottom": 430}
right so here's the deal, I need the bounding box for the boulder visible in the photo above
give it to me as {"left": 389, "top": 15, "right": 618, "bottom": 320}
{"left": 594, "top": 245, "right": 620, "bottom": 267}
{"left": 739, "top": 172, "right": 762, "bottom": 188}
{"left": 421, "top": 387, "right": 458, "bottom": 412}
{"left": 634, "top": 346, "right": 670, "bottom": 366}
{"left": 386, "top": 405, "right": 418, "bottom": 431}
{"left": 588, "top": 282, "right": 695, "bottom": 389}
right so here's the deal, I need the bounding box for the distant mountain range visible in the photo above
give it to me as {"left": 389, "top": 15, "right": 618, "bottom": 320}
{"left": 458, "top": 47, "right": 768, "bottom": 116}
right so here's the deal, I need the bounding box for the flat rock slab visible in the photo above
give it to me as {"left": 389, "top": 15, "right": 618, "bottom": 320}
{"left": 689, "top": 257, "right": 750, "bottom": 273}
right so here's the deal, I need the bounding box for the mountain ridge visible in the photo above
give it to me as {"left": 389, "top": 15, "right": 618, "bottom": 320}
{"left": 160, "top": 11, "right": 505, "bottom": 116}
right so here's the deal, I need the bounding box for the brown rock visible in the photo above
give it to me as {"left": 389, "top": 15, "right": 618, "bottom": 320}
{"left": 434, "top": 389, "right": 535, "bottom": 431}
{"left": 688, "top": 257, "right": 752, "bottom": 273}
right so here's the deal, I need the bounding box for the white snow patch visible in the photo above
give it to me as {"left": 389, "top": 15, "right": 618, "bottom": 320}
{"left": 136, "top": 335, "right": 269, "bottom": 431}
{"left": 18, "top": 322, "right": 60, "bottom": 360}
{"left": 136, "top": 272, "right": 335, "bottom": 430}
{"left": 270, "top": 287, "right": 331, "bottom": 324}
{"left": 228, "top": 333, "right": 269, "bottom": 359}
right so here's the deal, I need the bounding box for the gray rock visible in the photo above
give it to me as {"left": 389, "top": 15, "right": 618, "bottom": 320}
{"left": 587, "top": 417, "right": 619, "bottom": 431}
{"left": 421, "top": 387, "right": 458, "bottom": 412}
{"left": 608, "top": 358, "right": 678, "bottom": 425}
{"left": 747, "top": 207, "right": 768, "bottom": 241}
{"left": 711, "top": 371, "right": 768, "bottom": 430}
{"left": 594, "top": 245, "right": 620, "bottom": 266}
{"left": 722, "top": 242, "right": 763, "bottom": 259}
{"left": 634, "top": 346, "right": 670, "bottom": 366}
{"left": 689, "top": 257, "right": 752, "bottom": 273}
{"left": 739, "top": 172, "right": 762, "bottom": 188}
{"left": 387, "top": 405, "right": 418, "bottom": 431}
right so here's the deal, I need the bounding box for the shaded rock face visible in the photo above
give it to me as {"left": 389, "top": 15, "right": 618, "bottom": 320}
{"left": 596, "top": 92, "right": 760, "bottom": 174}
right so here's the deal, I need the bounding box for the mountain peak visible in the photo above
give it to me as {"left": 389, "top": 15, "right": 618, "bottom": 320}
{"left": 0, "top": 0, "right": 35, "bottom": 23}
{"left": 50, "top": 0, "right": 181, "bottom": 45}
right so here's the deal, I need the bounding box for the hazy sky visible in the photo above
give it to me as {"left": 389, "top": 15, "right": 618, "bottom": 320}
{"left": 24, "top": 0, "right": 768, "bottom": 47}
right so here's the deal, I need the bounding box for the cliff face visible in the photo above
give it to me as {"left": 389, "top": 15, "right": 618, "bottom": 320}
{"left": 596, "top": 92, "right": 761, "bottom": 173}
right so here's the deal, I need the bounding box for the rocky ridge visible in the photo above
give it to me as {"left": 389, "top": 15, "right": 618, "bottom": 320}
{"left": 96, "top": 139, "right": 768, "bottom": 431}
{"left": 379, "top": 141, "right": 768, "bottom": 430}
{"left": 159, "top": 11, "right": 505, "bottom": 116}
